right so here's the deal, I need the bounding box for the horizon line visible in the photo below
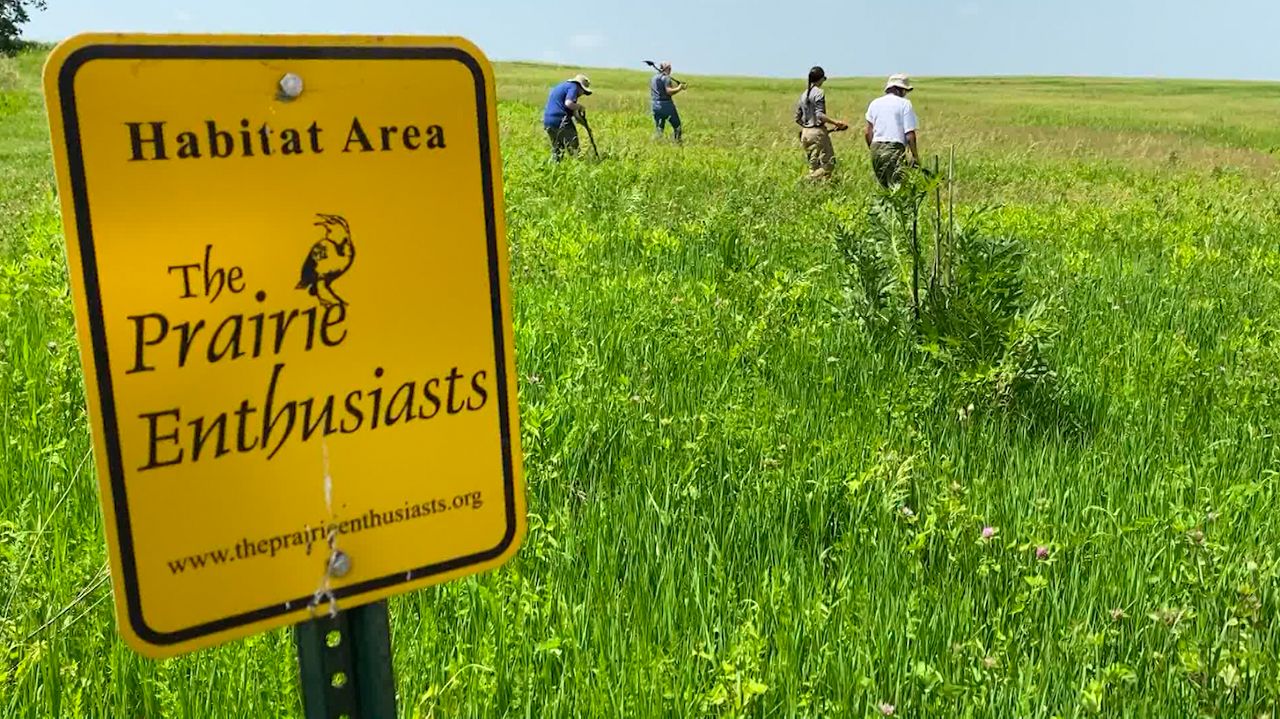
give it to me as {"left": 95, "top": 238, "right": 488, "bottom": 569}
{"left": 16, "top": 37, "right": 1280, "bottom": 84}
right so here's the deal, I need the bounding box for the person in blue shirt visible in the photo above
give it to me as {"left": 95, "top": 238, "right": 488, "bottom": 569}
{"left": 543, "top": 74, "right": 592, "bottom": 161}
{"left": 650, "top": 62, "right": 687, "bottom": 142}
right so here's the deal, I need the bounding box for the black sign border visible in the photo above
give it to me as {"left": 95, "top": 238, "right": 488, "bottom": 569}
{"left": 57, "top": 42, "right": 519, "bottom": 646}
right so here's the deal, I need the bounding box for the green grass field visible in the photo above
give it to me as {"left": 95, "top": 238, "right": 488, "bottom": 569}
{"left": 4, "top": 47, "right": 1280, "bottom": 717}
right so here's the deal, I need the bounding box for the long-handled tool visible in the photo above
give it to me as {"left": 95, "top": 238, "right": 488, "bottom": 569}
{"left": 576, "top": 109, "right": 600, "bottom": 159}
{"left": 644, "top": 60, "right": 687, "bottom": 87}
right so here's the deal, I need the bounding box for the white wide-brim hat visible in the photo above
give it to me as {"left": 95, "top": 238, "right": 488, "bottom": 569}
{"left": 569, "top": 73, "right": 593, "bottom": 95}
{"left": 885, "top": 73, "right": 914, "bottom": 91}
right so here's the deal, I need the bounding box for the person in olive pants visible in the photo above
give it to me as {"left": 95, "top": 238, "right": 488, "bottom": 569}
{"left": 864, "top": 73, "right": 921, "bottom": 187}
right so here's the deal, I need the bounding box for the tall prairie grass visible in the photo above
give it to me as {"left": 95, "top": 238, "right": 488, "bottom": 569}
{"left": 2, "top": 54, "right": 1279, "bottom": 717}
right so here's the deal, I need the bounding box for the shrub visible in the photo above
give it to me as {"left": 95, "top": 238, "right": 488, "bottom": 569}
{"left": 836, "top": 179, "right": 1062, "bottom": 415}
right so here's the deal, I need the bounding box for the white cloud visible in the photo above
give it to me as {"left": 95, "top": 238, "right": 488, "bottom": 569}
{"left": 568, "top": 33, "right": 606, "bottom": 51}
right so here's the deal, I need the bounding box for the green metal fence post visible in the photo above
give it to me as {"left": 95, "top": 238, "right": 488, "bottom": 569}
{"left": 295, "top": 600, "right": 397, "bottom": 719}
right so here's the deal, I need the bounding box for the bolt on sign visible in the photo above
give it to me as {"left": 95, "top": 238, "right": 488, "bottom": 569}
{"left": 43, "top": 34, "right": 526, "bottom": 658}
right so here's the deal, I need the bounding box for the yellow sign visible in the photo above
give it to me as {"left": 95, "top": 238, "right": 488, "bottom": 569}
{"left": 43, "top": 34, "right": 525, "bottom": 658}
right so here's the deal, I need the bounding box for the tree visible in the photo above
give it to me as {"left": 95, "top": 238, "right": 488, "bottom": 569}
{"left": 1, "top": 0, "right": 46, "bottom": 54}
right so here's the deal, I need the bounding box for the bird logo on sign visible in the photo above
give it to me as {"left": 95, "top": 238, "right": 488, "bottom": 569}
{"left": 296, "top": 213, "right": 356, "bottom": 306}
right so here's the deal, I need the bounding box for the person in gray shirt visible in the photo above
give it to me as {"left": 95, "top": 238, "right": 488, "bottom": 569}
{"left": 651, "top": 61, "right": 687, "bottom": 142}
{"left": 794, "top": 66, "right": 848, "bottom": 179}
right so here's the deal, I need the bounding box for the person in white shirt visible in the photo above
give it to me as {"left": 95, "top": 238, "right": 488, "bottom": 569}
{"left": 864, "top": 74, "right": 921, "bottom": 187}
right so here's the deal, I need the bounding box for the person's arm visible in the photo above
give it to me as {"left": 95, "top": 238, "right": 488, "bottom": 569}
{"left": 904, "top": 101, "right": 919, "bottom": 162}
{"left": 864, "top": 121, "right": 874, "bottom": 146}
{"left": 666, "top": 77, "right": 686, "bottom": 96}
{"left": 564, "top": 86, "right": 582, "bottom": 116}
{"left": 814, "top": 93, "right": 848, "bottom": 130}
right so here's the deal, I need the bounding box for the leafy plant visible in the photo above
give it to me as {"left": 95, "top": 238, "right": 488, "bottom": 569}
{"left": 836, "top": 178, "right": 1063, "bottom": 415}
{"left": 0, "top": 1, "right": 46, "bottom": 55}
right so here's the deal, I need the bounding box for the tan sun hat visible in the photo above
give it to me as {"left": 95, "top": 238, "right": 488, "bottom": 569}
{"left": 885, "top": 73, "right": 913, "bottom": 91}
{"left": 659, "top": 61, "right": 672, "bottom": 73}
{"left": 569, "top": 73, "right": 593, "bottom": 95}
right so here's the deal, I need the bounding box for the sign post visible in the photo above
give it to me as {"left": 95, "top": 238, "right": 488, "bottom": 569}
{"left": 43, "top": 33, "right": 525, "bottom": 706}
{"left": 295, "top": 600, "right": 397, "bottom": 718}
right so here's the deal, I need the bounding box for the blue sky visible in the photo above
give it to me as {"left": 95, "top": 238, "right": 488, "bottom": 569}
{"left": 22, "top": 0, "right": 1280, "bottom": 81}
